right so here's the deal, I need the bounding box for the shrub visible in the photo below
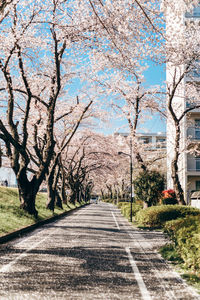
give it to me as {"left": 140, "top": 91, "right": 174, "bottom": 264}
{"left": 102, "top": 198, "right": 114, "bottom": 203}
{"left": 117, "top": 201, "right": 130, "bottom": 209}
{"left": 159, "top": 243, "right": 184, "bottom": 263}
{"left": 162, "top": 197, "right": 178, "bottom": 205}
{"left": 135, "top": 205, "right": 200, "bottom": 228}
{"left": 161, "top": 189, "right": 178, "bottom": 205}
{"left": 163, "top": 218, "right": 185, "bottom": 242}
{"left": 133, "top": 170, "right": 165, "bottom": 207}
{"left": 162, "top": 189, "right": 176, "bottom": 198}
{"left": 120, "top": 202, "right": 142, "bottom": 221}
{"left": 164, "top": 216, "right": 200, "bottom": 271}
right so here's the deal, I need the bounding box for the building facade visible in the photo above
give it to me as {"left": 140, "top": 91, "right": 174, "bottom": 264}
{"left": 165, "top": 1, "right": 200, "bottom": 204}
{"left": 115, "top": 131, "right": 166, "bottom": 173}
{"left": 115, "top": 132, "right": 166, "bottom": 150}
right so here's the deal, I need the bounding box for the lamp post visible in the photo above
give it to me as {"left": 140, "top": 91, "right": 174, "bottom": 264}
{"left": 118, "top": 138, "right": 133, "bottom": 222}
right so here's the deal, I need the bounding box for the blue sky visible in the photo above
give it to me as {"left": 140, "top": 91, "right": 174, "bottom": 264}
{"left": 141, "top": 62, "right": 166, "bottom": 134}
{"left": 98, "top": 62, "right": 166, "bottom": 136}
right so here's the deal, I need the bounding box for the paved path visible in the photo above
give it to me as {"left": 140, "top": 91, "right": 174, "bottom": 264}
{"left": 0, "top": 202, "right": 199, "bottom": 300}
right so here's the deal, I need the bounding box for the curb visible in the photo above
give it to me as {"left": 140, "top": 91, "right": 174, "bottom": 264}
{"left": 0, "top": 203, "right": 89, "bottom": 244}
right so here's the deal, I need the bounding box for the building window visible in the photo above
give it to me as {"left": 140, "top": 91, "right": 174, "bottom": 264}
{"left": 195, "top": 119, "right": 200, "bottom": 139}
{"left": 156, "top": 137, "right": 166, "bottom": 149}
{"left": 156, "top": 138, "right": 166, "bottom": 143}
{"left": 139, "top": 137, "right": 151, "bottom": 144}
{"left": 195, "top": 156, "right": 200, "bottom": 171}
{"left": 191, "top": 60, "right": 200, "bottom": 78}
{"left": 185, "top": 5, "right": 200, "bottom": 18}
{"left": 192, "top": 69, "right": 200, "bottom": 78}
{"left": 196, "top": 181, "right": 200, "bottom": 190}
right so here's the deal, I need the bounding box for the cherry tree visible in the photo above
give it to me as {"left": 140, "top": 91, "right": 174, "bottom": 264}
{"left": 60, "top": 131, "right": 121, "bottom": 204}
{"left": 86, "top": 0, "right": 200, "bottom": 206}
{"left": 45, "top": 99, "right": 93, "bottom": 211}
{"left": 81, "top": 0, "right": 166, "bottom": 173}
{"left": 0, "top": 0, "right": 96, "bottom": 216}
{"left": 0, "top": 0, "right": 14, "bottom": 16}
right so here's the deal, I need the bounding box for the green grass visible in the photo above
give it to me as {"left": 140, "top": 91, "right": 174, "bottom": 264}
{"left": 0, "top": 186, "right": 82, "bottom": 237}
{"left": 160, "top": 243, "right": 200, "bottom": 293}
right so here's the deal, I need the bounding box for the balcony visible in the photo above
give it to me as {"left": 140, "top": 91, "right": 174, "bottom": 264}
{"left": 186, "top": 71, "right": 200, "bottom": 84}
{"left": 155, "top": 141, "right": 166, "bottom": 149}
{"left": 185, "top": 6, "right": 200, "bottom": 18}
{"left": 138, "top": 141, "right": 166, "bottom": 151}
{"left": 186, "top": 101, "right": 200, "bottom": 112}
{"left": 187, "top": 127, "right": 200, "bottom": 140}
{"left": 187, "top": 157, "right": 200, "bottom": 173}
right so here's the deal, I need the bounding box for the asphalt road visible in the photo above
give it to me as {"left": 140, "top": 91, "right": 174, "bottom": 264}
{"left": 0, "top": 202, "right": 200, "bottom": 300}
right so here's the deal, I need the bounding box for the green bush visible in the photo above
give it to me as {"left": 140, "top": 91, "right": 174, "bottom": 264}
{"left": 163, "top": 218, "right": 185, "bottom": 242}
{"left": 102, "top": 198, "right": 114, "bottom": 203}
{"left": 117, "top": 201, "right": 130, "bottom": 209}
{"left": 133, "top": 170, "right": 165, "bottom": 207}
{"left": 161, "top": 197, "right": 178, "bottom": 205}
{"left": 135, "top": 205, "right": 200, "bottom": 228}
{"left": 164, "top": 216, "right": 200, "bottom": 271}
{"left": 119, "top": 202, "right": 142, "bottom": 221}
{"left": 161, "top": 189, "right": 177, "bottom": 205}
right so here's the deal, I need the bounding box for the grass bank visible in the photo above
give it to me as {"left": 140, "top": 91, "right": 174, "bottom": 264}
{"left": 0, "top": 186, "right": 83, "bottom": 237}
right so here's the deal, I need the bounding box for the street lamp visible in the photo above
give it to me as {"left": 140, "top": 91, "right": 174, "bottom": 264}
{"left": 118, "top": 138, "right": 133, "bottom": 222}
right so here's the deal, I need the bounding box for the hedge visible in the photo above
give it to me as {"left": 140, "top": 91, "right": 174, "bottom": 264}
{"left": 135, "top": 205, "right": 200, "bottom": 228}
{"left": 118, "top": 202, "right": 143, "bottom": 221}
{"left": 164, "top": 216, "right": 200, "bottom": 271}
{"left": 117, "top": 201, "right": 130, "bottom": 209}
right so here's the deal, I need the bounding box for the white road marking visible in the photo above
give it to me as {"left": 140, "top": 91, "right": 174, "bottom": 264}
{"left": 0, "top": 209, "right": 84, "bottom": 273}
{"left": 111, "top": 205, "right": 151, "bottom": 299}
{"left": 126, "top": 247, "right": 152, "bottom": 300}
{"left": 111, "top": 211, "right": 120, "bottom": 230}
{"left": 0, "top": 236, "right": 47, "bottom": 273}
{"left": 121, "top": 218, "right": 178, "bottom": 299}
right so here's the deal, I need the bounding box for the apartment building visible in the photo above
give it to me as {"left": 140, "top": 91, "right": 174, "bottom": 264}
{"left": 137, "top": 132, "right": 166, "bottom": 151}
{"left": 115, "top": 132, "right": 166, "bottom": 150}
{"left": 165, "top": 1, "right": 200, "bottom": 204}
{"left": 115, "top": 132, "right": 166, "bottom": 170}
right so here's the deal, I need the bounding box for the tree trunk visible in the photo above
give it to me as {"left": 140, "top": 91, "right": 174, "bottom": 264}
{"left": 46, "top": 158, "right": 62, "bottom": 211}
{"left": 61, "top": 183, "right": 67, "bottom": 204}
{"left": 0, "top": 145, "right": 2, "bottom": 167}
{"left": 46, "top": 170, "right": 56, "bottom": 211}
{"left": 46, "top": 182, "right": 56, "bottom": 211}
{"left": 61, "top": 169, "right": 67, "bottom": 204}
{"left": 55, "top": 190, "right": 63, "bottom": 209}
{"left": 77, "top": 187, "right": 81, "bottom": 203}
{"left": 69, "top": 190, "right": 76, "bottom": 205}
{"left": 18, "top": 186, "right": 38, "bottom": 217}
{"left": 100, "top": 189, "right": 105, "bottom": 200}
{"left": 171, "top": 159, "right": 185, "bottom": 205}
{"left": 17, "top": 169, "right": 38, "bottom": 217}
{"left": 171, "top": 122, "right": 186, "bottom": 205}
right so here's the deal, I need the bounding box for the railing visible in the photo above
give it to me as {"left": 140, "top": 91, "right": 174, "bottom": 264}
{"left": 187, "top": 127, "right": 200, "bottom": 140}
{"left": 138, "top": 142, "right": 166, "bottom": 151}
{"left": 185, "top": 6, "right": 200, "bottom": 18}
{"left": 186, "top": 70, "right": 200, "bottom": 81}
{"left": 186, "top": 101, "right": 200, "bottom": 110}
{"left": 187, "top": 158, "right": 200, "bottom": 172}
